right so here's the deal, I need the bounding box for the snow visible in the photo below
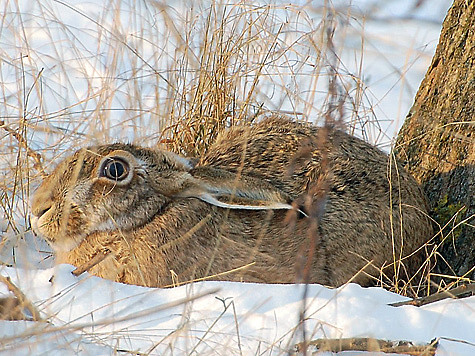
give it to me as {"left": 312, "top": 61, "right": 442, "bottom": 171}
{"left": 2, "top": 0, "right": 474, "bottom": 355}
{"left": 1, "top": 265, "right": 474, "bottom": 355}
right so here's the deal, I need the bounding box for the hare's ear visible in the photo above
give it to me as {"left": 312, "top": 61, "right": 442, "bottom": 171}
{"left": 195, "top": 191, "right": 295, "bottom": 211}
{"left": 175, "top": 168, "right": 296, "bottom": 212}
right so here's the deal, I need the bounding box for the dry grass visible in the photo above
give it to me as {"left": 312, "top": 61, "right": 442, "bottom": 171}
{"left": 0, "top": 0, "right": 470, "bottom": 354}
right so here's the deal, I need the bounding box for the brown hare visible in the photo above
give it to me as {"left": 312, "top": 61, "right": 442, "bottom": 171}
{"left": 31, "top": 116, "right": 432, "bottom": 288}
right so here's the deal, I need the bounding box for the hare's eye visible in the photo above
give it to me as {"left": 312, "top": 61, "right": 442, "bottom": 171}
{"left": 101, "top": 158, "right": 129, "bottom": 181}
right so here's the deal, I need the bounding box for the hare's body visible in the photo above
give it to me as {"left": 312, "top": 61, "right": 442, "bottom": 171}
{"left": 31, "top": 117, "right": 432, "bottom": 287}
{"left": 202, "top": 118, "right": 433, "bottom": 285}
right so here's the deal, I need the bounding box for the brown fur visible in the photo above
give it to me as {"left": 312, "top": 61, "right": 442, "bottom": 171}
{"left": 31, "top": 117, "right": 433, "bottom": 287}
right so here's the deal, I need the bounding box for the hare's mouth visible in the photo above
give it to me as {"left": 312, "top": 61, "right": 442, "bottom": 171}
{"left": 31, "top": 213, "right": 84, "bottom": 253}
{"left": 30, "top": 214, "right": 52, "bottom": 240}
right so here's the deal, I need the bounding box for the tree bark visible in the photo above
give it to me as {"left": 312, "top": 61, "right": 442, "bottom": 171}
{"left": 395, "top": 0, "right": 474, "bottom": 283}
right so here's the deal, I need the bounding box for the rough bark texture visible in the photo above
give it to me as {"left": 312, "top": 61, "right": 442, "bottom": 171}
{"left": 395, "top": 0, "right": 474, "bottom": 282}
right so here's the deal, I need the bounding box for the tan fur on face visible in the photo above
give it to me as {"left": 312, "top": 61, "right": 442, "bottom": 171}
{"left": 31, "top": 117, "right": 433, "bottom": 288}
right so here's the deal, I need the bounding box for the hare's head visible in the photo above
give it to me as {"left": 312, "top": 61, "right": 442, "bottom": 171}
{"left": 30, "top": 144, "right": 197, "bottom": 251}
{"left": 31, "top": 143, "right": 293, "bottom": 252}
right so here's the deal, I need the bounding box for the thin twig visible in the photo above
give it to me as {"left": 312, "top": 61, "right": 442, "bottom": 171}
{"left": 162, "top": 262, "right": 256, "bottom": 288}
{"left": 389, "top": 283, "right": 475, "bottom": 307}
{"left": 71, "top": 249, "right": 112, "bottom": 277}
{"left": 188, "top": 296, "right": 232, "bottom": 355}
{"left": 231, "top": 300, "right": 243, "bottom": 356}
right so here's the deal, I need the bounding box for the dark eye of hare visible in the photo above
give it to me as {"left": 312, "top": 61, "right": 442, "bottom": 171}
{"left": 101, "top": 158, "right": 129, "bottom": 181}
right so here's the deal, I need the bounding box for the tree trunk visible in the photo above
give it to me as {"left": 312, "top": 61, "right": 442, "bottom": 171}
{"left": 395, "top": 0, "right": 474, "bottom": 284}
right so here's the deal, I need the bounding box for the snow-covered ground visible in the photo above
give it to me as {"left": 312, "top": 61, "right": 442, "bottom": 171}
{"left": 2, "top": 0, "right": 474, "bottom": 355}
{"left": 1, "top": 265, "right": 474, "bottom": 355}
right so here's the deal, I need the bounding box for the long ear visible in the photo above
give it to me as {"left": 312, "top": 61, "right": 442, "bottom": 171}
{"left": 175, "top": 166, "right": 299, "bottom": 213}
{"left": 193, "top": 189, "right": 295, "bottom": 211}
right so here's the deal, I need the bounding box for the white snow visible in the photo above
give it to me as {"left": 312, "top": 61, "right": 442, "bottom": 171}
{"left": 0, "top": 265, "right": 474, "bottom": 355}
{"left": 2, "top": 0, "right": 474, "bottom": 355}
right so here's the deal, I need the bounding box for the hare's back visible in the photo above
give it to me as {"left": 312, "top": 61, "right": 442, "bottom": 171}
{"left": 201, "top": 116, "right": 393, "bottom": 199}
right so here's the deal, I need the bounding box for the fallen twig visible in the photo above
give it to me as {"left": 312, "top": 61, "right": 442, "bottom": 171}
{"left": 389, "top": 283, "right": 475, "bottom": 307}
{"left": 71, "top": 249, "right": 112, "bottom": 277}
{"left": 295, "top": 337, "right": 438, "bottom": 355}
{"left": 0, "top": 275, "right": 42, "bottom": 321}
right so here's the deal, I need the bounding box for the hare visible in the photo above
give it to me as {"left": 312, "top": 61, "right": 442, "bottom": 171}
{"left": 31, "top": 116, "right": 433, "bottom": 288}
